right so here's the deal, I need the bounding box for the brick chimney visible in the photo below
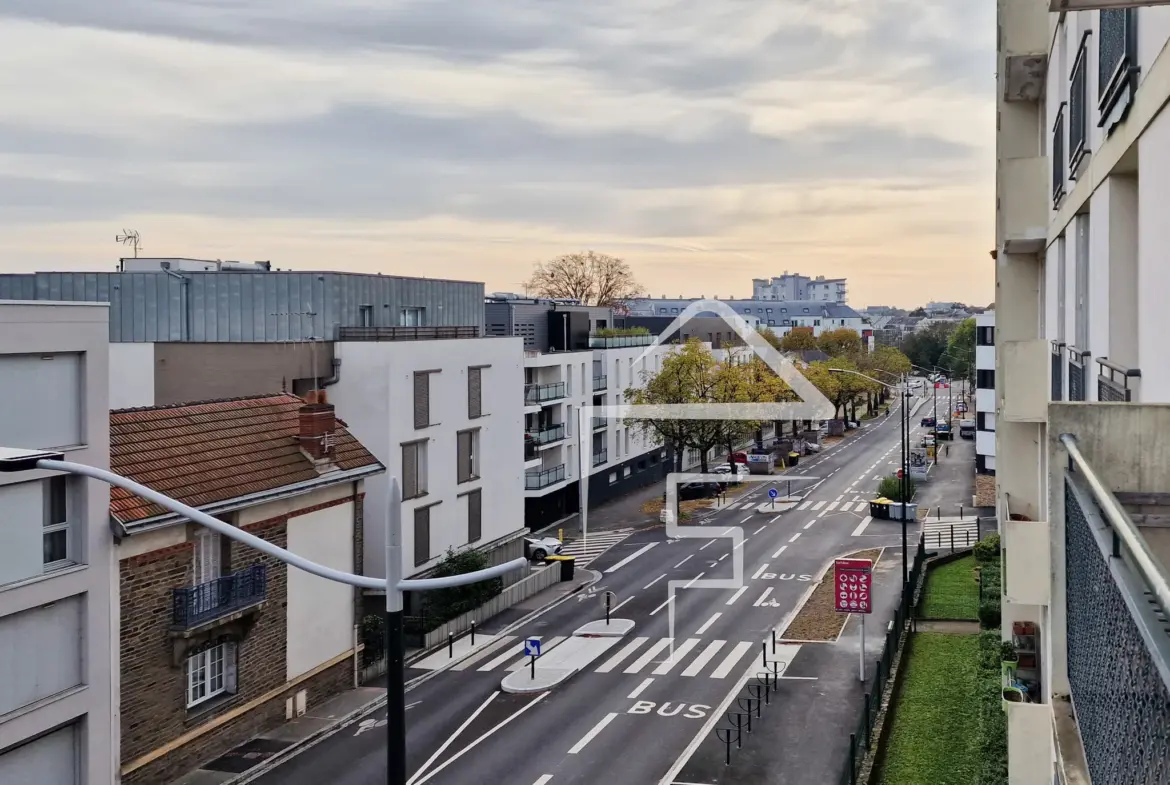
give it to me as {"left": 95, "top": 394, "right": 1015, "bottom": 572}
{"left": 298, "top": 389, "right": 337, "bottom": 461}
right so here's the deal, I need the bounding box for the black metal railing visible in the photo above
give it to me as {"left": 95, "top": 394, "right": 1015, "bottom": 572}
{"left": 524, "top": 382, "right": 566, "bottom": 405}
{"left": 593, "top": 416, "right": 608, "bottom": 430}
{"left": 1070, "top": 34, "right": 1090, "bottom": 172}
{"left": 592, "top": 375, "right": 608, "bottom": 391}
{"left": 592, "top": 449, "right": 608, "bottom": 467}
{"left": 1099, "top": 8, "right": 1138, "bottom": 128}
{"left": 336, "top": 326, "right": 479, "bottom": 341}
{"left": 172, "top": 564, "right": 267, "bottom": 628}
{"left": 1052, "top": 341, "right": 1065, "bottom": 401}
{"left": 1062, "top": 436, "right": 1170, "bottom": 785}
{"left": 1053, "top": 103, "right": 1067, "bottom": 206}
{"left": 1097, "top": 358, "right": 1140, "bottom": 402}
{"left": 1068, "top": 346, "right": 1089, "bottom": 401}
{"left": 525, "top": 464, "right": 566, "bottom": 490}
{"left": 524, "top": 438, "right": 538, "bottom": 461}
{"left": 528, "top": 423, "right": 565, "bottom": 445}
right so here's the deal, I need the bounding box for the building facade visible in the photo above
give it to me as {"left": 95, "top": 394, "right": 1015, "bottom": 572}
{"left": 0, "top": 301, "right": 117, "bottom": 785}
{"left": 624, "top": 298, "right": 867, "bottom": 338}
{"left": 750, "top": 273, "right": 848, "bottom": 303}
{"left": 111, "top": 393, "right": 382, "bottom": 785}
{"left": 975, "top": 311, "right": 996, "bottom": 476}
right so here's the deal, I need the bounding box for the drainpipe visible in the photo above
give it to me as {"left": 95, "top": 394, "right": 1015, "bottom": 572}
{"left": 321, "top": 358, "right": 342, "bottom": 387}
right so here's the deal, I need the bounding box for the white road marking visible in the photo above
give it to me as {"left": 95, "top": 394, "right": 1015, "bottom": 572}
{"left": 407, "top": 691, "right": 499, "bottom": 785}
{"left": 699, "top": 539, "right": 717, "bottom": 551}
{"left": 479, "top": 639, "right": 539, "bottom": 671}
{"left": 798, "top": 501, "right": 812, "bottom": 510}
{"left": 449, "top": 636, "right": 517, "bottom": 671}
{"left": 718, "top": 553, "right": 728, "bottom": 562}
{"left": 710, "top": 641, "right": 756, "bottom": 679}
{"left": 674, "top": 555, "right": 693, "bottom": 569}
{"left": 681, "top": 640, "right": 728, "bottom": 677}
{"left": 803, "top": 520, "right": 816, "bottom": 530}
{"left": 568, "top": 712, "right": 619, "bottom": 755}
{"left": 827, "top": 502, "right": 839, "bottom": 511}
{"left": 739, "top": 516, "right": 752, "bottom": 524}
{"left": 753, "top": 587, "right": 774, "bottom": 607}
{"left": 611, "top": 596, "right": 634, "bottom": 614}
{"left": 852, "top": 516, "right": 873, "bottom": 536}
{"left": 605, "top": 543, "right": 658, "bottom": 573}
{"left": 532, "top": 777, "right": 553, "bottom": 785}
{"left": 811, "top": 501, "right": 826, "bottom": 510}
{"left": 625, "top": 639, "right": 675, "bottom": 673}
{"left": 644, "top": 574, "right": 666, "bottom": 589}
{"left": 771, "top": 545, "right": 787, "bottom": 558}
{"left": 650, "top": 596, "right": 675, "bottom": 616}
{"left": 733, "top": 538, "right": 748, "bottom": 551}
{"left": 751, "top": 563, "right": 770, "bottom": 580}
{"left": 753, "top": 525, "right": 767, "bottom": 535}
{"left": 769, "top": 514, "right": 784, "bottom": 523}
{"left": 726, "top": 586, "right": 749, "bottom": 605}
{"left": 685, "top": 572, "right": 705, "bottom": 589}
{"left": 695, "top": 612, "right": 721, "bottom": 635}
{"left": 652, "top": 638, "right": 701, "bottom": 675}
{"left": 628, "top": 677, "right": 655, "bottom": 700}
{"left": 596, "top": 637, "right": 649, "bottom": 672}
{"left": 413, "top": 694, "right": 549, "bottom": 784}
{"left": 789, "top": 532, "right": 802, "bottom": 542}
{"left": 722, "top": 527, "right": 735, "bottom": 535}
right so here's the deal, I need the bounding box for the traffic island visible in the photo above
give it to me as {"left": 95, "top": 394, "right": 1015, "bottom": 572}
{"left": 780, "top": 548, "right": 883, "bottom": 642}
{"left": 754, "top": 498, "right": 798, "bottom": 514}
{"left": 500, "top": 619, "right": 635, "bottom": 694}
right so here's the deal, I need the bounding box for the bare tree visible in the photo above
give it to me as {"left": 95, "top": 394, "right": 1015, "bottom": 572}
{"left": 526, "top": 251, "right": 643, "bottom": 307}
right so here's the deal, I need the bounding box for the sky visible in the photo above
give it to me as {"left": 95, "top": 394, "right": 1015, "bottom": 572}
{"left": 0, "top": 0, "right": 995, "bottom": 309}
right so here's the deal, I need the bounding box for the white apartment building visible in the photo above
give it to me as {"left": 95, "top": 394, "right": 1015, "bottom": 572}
{"left": 625, "top": 298, "right": 868, "bottom": 338}
{"left": 995, "top": 1, "right": 1170, "bottom": 782}
{"left": 975, "top": 311, "right": 996, "bottom": 475}
{"left": 751, "top": 273, "right": 849, "bottom": 304}
{"left": 0, "top": 302, "right": 117, "bottom": 785}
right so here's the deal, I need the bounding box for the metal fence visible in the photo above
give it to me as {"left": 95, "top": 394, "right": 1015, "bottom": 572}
{"left": 172, "top": 564, "right": 267, "bottom": 628}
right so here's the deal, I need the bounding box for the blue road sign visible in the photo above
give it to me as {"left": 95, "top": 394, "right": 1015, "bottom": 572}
{"left": 524, "top": 638, "right": 541, "bottom": 657}
{"left": 768, "top": 488, "right": 779, "bottom": 499}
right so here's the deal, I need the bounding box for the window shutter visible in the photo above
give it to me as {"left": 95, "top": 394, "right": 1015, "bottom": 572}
{"left": 468, "top": 367, "right": 482, "bottom": 418}
{"left": 457, "top": 431, "right": 471, "bottom": 483}
{"left": 468, "top": 490, "right": 482, "bottom": 543}
{"left": 224, "top": 642, "right": 238, "bottom": 693}
{"left": 414, "top": 372, "right": 430, "bottom": 429}
{"left": 413, "top": 507, "right": 430, "bottom": 566}
{"left": 402, "top": 443, "right": 418, "bottom": 498}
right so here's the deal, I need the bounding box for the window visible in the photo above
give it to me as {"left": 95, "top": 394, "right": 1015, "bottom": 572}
{"left": 457, "top": 429, "right": 480, "bottom": 483}
{"left": 42, "top": 476, "right": 73, "bottom": 569}
{"left": 402, "top": 440, "right": 428, "bottom": 499}
{"left": 465, "top": 490, "right": 482, "bottom": 543}
{"left": 468, "top": 367, "right": 483, "bottom": 419}
{"left": 977, "top": 369, "right": 995, "bottom": 389}
{"left": 814, "top": 319, "right": 821, "bottom": 327}
{"left": 186, "top": 642, "right": 236, "bottom": 708}
{"left": 400, "top": 307, "right": 425, "bottom": 326}
{"left": 414, "top": 506, "right": 432, "bottom": 566}
{"left": 977, "top": 326, "right": 995, "bottom": 346}
{"left": 414, "top": 371, "right": 433, "bottom": 429}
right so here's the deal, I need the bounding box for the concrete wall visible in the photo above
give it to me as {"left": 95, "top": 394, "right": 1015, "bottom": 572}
{"left": 109, "top": 343, "right": 156, "bottom": 409}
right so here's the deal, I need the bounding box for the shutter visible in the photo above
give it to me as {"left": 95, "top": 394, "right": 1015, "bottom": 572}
{"left": 413, "top": 372, "right": 430, "bottom": 429}
{"left": 413, "top": 507, "right": 430, "bottom": 566}
{"left": 457, "top": 431, "right": 471, "bottom": 483}
{"left": 468, "top": 490, "right": 482, "bottom": 543}
{"left": 468, "top": 367, "right": 482, "bottom": 418}
{"left": 402, "top": 443, "right": 418, "bottom": 498}
{"left": 224, "top": 642, "right": 238, "bottom": 694}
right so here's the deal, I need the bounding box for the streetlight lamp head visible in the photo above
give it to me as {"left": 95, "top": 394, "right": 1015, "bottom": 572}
{"left": 0, "top": 447, "right": 65, "bottom": 472}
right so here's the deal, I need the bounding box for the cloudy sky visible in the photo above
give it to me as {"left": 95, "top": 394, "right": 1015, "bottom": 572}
{"left": 0, "top": 0, "right": 994, "bottom": 308}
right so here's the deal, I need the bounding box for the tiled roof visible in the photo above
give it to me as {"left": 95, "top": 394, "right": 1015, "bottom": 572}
{"left": 110, "top": 393, "right": 382, "bottom": 524}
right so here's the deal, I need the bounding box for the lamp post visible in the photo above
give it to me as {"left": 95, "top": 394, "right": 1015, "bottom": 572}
{"left": 0, "top": 448, "right": 526, "bottom": 785}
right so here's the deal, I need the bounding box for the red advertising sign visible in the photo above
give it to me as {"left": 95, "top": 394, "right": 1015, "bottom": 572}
{"left": 834, "top": 558, "right": 873, "bottom": 615}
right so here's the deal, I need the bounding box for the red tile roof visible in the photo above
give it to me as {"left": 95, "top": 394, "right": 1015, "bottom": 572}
{"left": 110, "top": 393, "right": 382, "bottom": 524}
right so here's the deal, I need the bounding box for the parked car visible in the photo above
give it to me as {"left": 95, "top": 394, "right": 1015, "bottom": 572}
{"left": 663, "top": 480, "right": 726, "bottom": 503}
{"left": 524, "top": 536, "right": 563, "bottom": 561}
{"left": 713, "top": 463, "right": 749, "bottom": 479}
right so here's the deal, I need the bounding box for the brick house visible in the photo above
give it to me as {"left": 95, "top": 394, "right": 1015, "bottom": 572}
{"left": 110, "top": 391, "right": 384, "bottom": 784}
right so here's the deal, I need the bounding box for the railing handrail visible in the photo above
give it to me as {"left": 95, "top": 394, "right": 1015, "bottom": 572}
{"left": 1096, "top": 356, "right": 1141, "bottom": 378}
{"left": 1060, "top": 433, "right": 1170, "bottom": 615}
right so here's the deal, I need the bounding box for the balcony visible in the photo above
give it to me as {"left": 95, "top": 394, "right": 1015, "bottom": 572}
{"left": 337, "top": 326, "right": 479, "bottom": 341}
{"left": 592, "top": 449, "right": 608, "bottom": 467}
{"left": 1069, "top": 35, "right": 1090, "bottom": 174}
{"left": 524, "top": 437, "right": 539, "bottom": 461}
{"left": 592, "top": 375, "right": 608, "bottom": 391}
{"left": 1098, "top": 8, "right": 1139, "bottom": 131}
{"left": 1068, "top": 346, "right": 1090, "bottom": 401}
{"left": 1000, "top": 339, "right": 1049, "bottom": 422}
{"left": 1053, "top": 104, "right": 1067, "bottom": 209}
{"left": 525, "top": 464, "right": 566, "bottom": 490}
{"left": 588, "top": 331, "right": 655, "bottom": 349}
{"left": 172, "top": 564, "right": 267, "bottom": 630}
{"left": 593, "top": 416, "right": 608, "bottom": 430}
{"left": 1097, "top": 357, "right": 1140, "bottom": 402}
{"left": 1052, "top": 341, "right": 1066, "bottom": 401}
{"left": 528, "top": 423, "right": 566, "bottom": 446}
{"left": 1003, "top": 54, "right": 1047, "bottom": 103}
{"left": 524, "top": 382, "right": 566, "bottom": 405}
{"left": 1000, "top": 156, "right": 1049, "bottom": 255}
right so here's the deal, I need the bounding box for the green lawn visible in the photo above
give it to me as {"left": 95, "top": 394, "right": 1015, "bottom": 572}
{"left": 920, "top": 555, "right": 979, "bottom": 620}
{"left": 877, "top": 633, "right": 982, "bottom": 785}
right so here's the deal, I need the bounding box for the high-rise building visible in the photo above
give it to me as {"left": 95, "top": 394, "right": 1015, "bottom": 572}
{"left": 751, "top": 273, "right": 847, "bottom": 304}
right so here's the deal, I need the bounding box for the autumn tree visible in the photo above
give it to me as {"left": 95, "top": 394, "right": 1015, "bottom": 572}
{"left": 899, "top": 321, "right": 956, "bottom": 371}
{"left": 759, "top": 327, "right": 783, "bottom": 352}
{"left": 526, "top": 251, "right": 643, "bottom": 307}
{"left": 801, "top": 362, "right": 841, "bottom": 419}
{"left": 817, "top": 327, "right": 863, "bottom": 358}
{"left": 943, "top": 318, "right": 976, "bottom": 382}
{"left": 778, "top": 327, "right": 818, "bottom": 352}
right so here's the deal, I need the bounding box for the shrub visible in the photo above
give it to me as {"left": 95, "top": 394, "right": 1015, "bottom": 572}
{"left": 422, "top": 548, "right": 504, "bottom": 622}
{"left": 978, "top": 600, "right": 1002, "bottom": 630}
{"left": 976, "top": 632, "right": 1009, "bottom": 784}
{"left": 877, "top": 475, "right": 916, "bottom": 502}
{"left": 973, "top": 533, "right": 1000, "bottom": 564}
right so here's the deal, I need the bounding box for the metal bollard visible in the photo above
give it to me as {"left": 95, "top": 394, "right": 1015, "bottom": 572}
{"left": 470, "top": 621, "right": 476, "bottom": 647}
{"left": 959, "top": 504, "right": 964, "bottom": 520}
{"left": 448, "top": 631, "right": 454, "bottom": 658}
{"left": 716, "top": 727, "right": 737, "bottom": 766}
{"left": 728, "top": 712, "right": 748, "bottom": 748}
{"left": 771, "top": 629, "right": 777, "bottom": 655}
{"left": 950, "top": 524, "right": 955, "bottom": 552}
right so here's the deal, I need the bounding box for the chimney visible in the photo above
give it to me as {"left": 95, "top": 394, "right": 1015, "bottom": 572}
{"left": 298, "top": 389, "right": 337, "bottom": 461}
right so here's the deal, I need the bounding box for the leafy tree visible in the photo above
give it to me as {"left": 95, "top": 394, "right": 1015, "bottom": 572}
{"left": 899, "top": 321, "right": 955, "bottom": 371}
{"left": 778, "top": 327, "right": 818, "bottom": 352}
{"left": 877, "top": 475, "right": 916, "bottom": 502}
{"left": 802, "top": 361, "right": 843, "bottom": 419}
{"left": 909, "top": 307, "right": 927, "bottom": 317}
{"left": 423, "top": 548, "right": 503, "bottom": 622}
{"left": 759, "top": 327, "right": 784, "bottom": 352}
{"left": 526, "top": 251, "right": 643, "bottom": 307}
{"left": 943, "top": 318, "right": 976, "bottom": 381}
{"left": 817, "top": 327, "right": 863, "bottom": 358}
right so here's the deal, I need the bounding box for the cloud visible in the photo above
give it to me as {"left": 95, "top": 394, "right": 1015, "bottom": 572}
{"left": 0, "top": 0, "right": 994, "bottom": 307}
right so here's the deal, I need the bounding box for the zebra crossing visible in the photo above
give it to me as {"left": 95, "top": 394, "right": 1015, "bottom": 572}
{"left": 557, "top": 529, "right": 635, "bottom": 567}
{"left": 794, "top": 500, "right": 869, "bottom": 513}
{"left": 921, "top": 518, "right": 982, "bottom": 550}
{"left": 412, "top": 634, "right": 763, "bottom": 680}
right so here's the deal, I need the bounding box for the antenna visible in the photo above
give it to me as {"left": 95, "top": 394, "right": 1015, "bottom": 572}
{"left": 271, "top": 309, "right": 321, "bottom": 391}
{"left": 116, "top": 230, "right": 142, "bottom": 258}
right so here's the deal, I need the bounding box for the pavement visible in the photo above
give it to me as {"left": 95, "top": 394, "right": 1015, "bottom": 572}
{"left": 219, "top": 388, "right": 961, "bottom": 785}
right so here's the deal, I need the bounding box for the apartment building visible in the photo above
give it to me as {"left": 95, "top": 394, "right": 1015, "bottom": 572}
{"left": 0, "top": 301, "right": 116, "bottom": 785}
{"left": 625, "top": 297, "right": 869, "bottom": 339}
{"left": 751, "top": 273, "right": 849, "bottom": 303}
{"left": 995, "top": 0, "right": 1170, "bottom": 782}
{"left": 975, "top": 311, "right": 996, "bottom": 476}
{"left": 111, "top": 393, "right": 382, "bottom": 784}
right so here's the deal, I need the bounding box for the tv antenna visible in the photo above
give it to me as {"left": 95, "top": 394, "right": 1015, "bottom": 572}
{"left": 271, "top": 310, "right": 322, "bottom": 391}
{"left": 116, "top": 230, "right": 142, "bottom": 257}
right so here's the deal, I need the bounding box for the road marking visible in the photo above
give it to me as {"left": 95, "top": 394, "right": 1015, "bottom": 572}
{"left": 826, "top": 502, "right": 839, "bottom": 511}
{"left": 803, "top": 520, "right": 816, "bottom": 530}
{"left": 789, "top": 532, "right": 802, "bottom": 542}
{"left": 771, "top": 545, "right": 787, "bottom": 558}
{"left": 611, "top": 596, "right": 634, "bottom": 613}
{"left": 650, "top": 596, "right": 675, "bottom": 616}
{"left": 653, "top": 638, "right": 701, "bottom": 675}
{"left": 811, "top": 501, "right": 826, "bottom": 510}
{"left": 625, "top": 639, "right": 675, "bottom": 673}
{"left": 596, "top": 637, "right": 649, "bottom": 672}
{"left": 407, "top": 691, "right": 499, "bottom": 785}
{"left": 753, "top": 524, "right": 767, "bottom": 535}
{"left": 685, "top": 572, "right": 705, "bottom": 589}
{"left": 645, "top": 574, "right": 666, "bottom": 589}
{"left": 695, "top": 613, "right": 721, "bottom": 635}
{"left": 568, "top": 712, "right": 619, "bottom": 755}
{"left": 449, "top": 636, "right": 517, "bottom": 671}
{"left": 751, "top": 563, "right": 769, "bottom": 580}
{"left": 710, "top": 641, "right": 756, "bottom": 679}
{"left": 532, "top": 777, "right": 553, "bottom": 785}
{"left": 605, "top": 543, "right": 658, "bottom": 573}
{"left": 718, "top": 553, "right": 728, "bottom": 561}
{"left": 722, "top": 527, "right": 735, "bottom": 535}
{"left": 739, "top": 516, "right": 752, "bottom": 524}
{"left": 726, "top": 586, "right": 749, "bottom": 605}
{"left": 675, "top": 555, "right": 693, "bottom": 569}
{"left": 769, "top": 514, "right": 783, "bottom": 523}
{"left": 798, "top": 501, "right": 812, "bottom": 510}
{"left": 628, "top": 678, "right": 655, "bottom": 700}
{"left": 413, "top": 693, "right": 549, "bottom": 784}
{"left": 681, "top": 640, "right": 727, "bottom": 677}
{"left": 852, "top": 516, "right": 873, "bottom": 536}
{"left": 753, "top": 587, "right": 774, "bottom": 607}
{"left": 699, "top": 539, "right": 717, "bottom": 551}
{"left": 733, "top": 538, "right": 748, "bottom": 551}
{"left": 508, "top": 637, "right": 565, "bottom": 670}
{"left": 479, "top": 639, "right": 539, "bottom": 671}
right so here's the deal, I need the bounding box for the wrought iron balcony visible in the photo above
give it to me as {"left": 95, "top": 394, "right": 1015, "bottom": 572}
{"left": 524, "top": 382, "right": 566, "bottom": 405}
{"left": 525, "top": 464, "right": 566, "bottom": 490}
{"left": 1053, "top": 103, "right": 1067, "bottom": 207}
{"left": 592, "top": 449, "right": 608, "bottom": 467}
{"left": 1097, "top": 358, "right": 1140, "bottom": 402}
{"left": 592, "top": 375, "right": 608, "bottom": 391}
{"left": 528, "top": 424, "right": 566, "bottom": 446}
{"left": 173, "top": 564, "right": 267, "bottom": 629}
{"left": 1060, "top": 434, "right": 1170, "bottom": 785}
{"left": 1051, "top": 341, "right": 1065, "bottom": 401}
{"left": 1068, "top": 346, "right": 1090, "bottom": 401}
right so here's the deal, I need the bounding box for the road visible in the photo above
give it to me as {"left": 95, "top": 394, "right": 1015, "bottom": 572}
{"left": 252, "top": 393, "right": 933, "bottom": 785}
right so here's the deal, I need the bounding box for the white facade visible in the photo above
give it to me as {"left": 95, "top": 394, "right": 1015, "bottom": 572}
{"left": 751, "top": 274, "right": 848, "bottom": 304}
{"left": 329, "top": 337, "right": 526, "bottom": 580}
{"left": 626, "top": 298, "right": 866, "bottom": 337}
{"left": 0, "top": 302, "right": 117, "bottom": 785}
{"left": 975, "top": 311, "right": 996, "bottom": 474}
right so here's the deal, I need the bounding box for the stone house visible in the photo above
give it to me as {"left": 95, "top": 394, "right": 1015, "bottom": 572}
{"left": 111, "top": 391, "right": 383, "bottom": 784}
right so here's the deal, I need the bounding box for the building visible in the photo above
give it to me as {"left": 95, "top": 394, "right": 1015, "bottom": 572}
{"left": 0, "top": 301, "right": 116, "bottom": 785}
{"left": 624, "top": 297, "right": 868, "bottom": 339}
{"left": 975, "top": 311, "right": 995, "bottom": 476}
{"left": 619, "top": 315, "right": 762, "bottom": 348}
{"left": 995, "top": 0, "right": 1170, "bottom": 782}
{"left": 111, "top": 393, "right": 383, "bottom": 784}
{"left": 751, "top": 273, "right": 848, "bottom": 304}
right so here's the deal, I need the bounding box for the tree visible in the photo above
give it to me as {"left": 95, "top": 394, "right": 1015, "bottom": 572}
{"left": 817, "top": 328, "right": 863, "bottom": 358}
{"left": 759, "top": 327, "right": 783, "bottom": 352}
{"left": 899, "top": 322, "right": 955, "bottom": 371}
{"left": 943, "top": 318, "right": 976, "bottom": 381}
{"left": 909, "top": 307, "right": 927, "bottom": 317}
{"left": 779, "top": 327, "right": 818, "bottom": 352}
{"left": 424, "top": 548, "right": 503, "bottom": 622}
{"left": 526, "top": 251, "right": 642, "bottom": 307}
{"left": 801, "top": 361, "right": 842, "bottom": 419}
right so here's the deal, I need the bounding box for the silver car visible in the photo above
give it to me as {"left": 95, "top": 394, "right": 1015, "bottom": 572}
{"left": 525, "top": 536, "right": 564, "bottom": 561}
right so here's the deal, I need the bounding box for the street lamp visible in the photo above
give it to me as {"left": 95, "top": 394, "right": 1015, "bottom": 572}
{"left": 0, "top": 447, "right": 526, "bottom": 785}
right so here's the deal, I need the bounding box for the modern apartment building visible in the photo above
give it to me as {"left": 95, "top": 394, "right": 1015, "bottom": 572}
{"left": 995, "top": 0, "right": 1170, "bottom": 782}
{"left": 751, "top": 273, "right": 848, "bottom": 304}
{"left": 624, "top": 297, "right": 868, "bottom": 339}
{"left": 0, "top": 302, "right": 116, "bottom": 785}
{"left": 975, "top": 311, "right": 996, "bottom": 476}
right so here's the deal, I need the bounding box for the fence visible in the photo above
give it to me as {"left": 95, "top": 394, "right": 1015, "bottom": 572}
{"left": 918, "top": 515, "right": 990, "bottom": 554}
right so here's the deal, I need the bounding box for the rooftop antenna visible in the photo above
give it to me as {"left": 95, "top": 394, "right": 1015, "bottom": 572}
{"left": 271, "top": 309, "right": 321, "bottom": 391}
{"left": 116, "top": 230, "right": 142, "bottom": 258}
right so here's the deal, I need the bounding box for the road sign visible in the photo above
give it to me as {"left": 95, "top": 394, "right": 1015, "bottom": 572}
{"left": 524, "top": 638, "right": 541, "bottom": 657}
{"left": 834, "top": 558, "right": 873, "bottom": 615}
{"left": 768, "top": 488, "right": 779, "bottom": 499}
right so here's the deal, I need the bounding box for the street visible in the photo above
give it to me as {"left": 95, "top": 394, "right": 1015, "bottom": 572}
{"left": 251, "top": 393, "right": 935, "bottom": 785}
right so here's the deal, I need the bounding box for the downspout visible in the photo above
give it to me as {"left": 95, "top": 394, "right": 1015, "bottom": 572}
{"left": 321, "top": 358, "right": 342, "bottom": 387}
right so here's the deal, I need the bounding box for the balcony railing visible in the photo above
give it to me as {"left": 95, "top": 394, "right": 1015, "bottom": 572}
{"left": 1051, "top": 341, "right": 1065, "bottom": 401}
{"left": 524, "top": 382, "right": 566, "bottom": 405}
{"left": 1099, "top": 8, "right": 1138, "bottom": 128}
{"left": 1097, "top": 358, "right": 1140, "bottom": 402}
{"left": 592, "top": 449, "right": 608, "bottom": 467}
{"left": 1068, "top": 346, "right": 1090, "bottom": 401}
{"left": 593, "top": 416, "right": 608, "bottom": 430}
{"left": 1070, "top": 34, "right": 1089, "bottom": 172}
{"left": 173, "top": 564, "right": 267, "bottom": 629}
{"left": 1053, "top": 103, "right": 1067, "bottom": 207}
{"left": 592, "top": 375, "right": 608, "bottom": 391}
{"left": 524, "top": 438, "right": 538, "bottom": 461}
{"left": 1060, "top": 434, "right": 1170, "bottom": 785}
{"left": 525, "top": 464, "right": 566, "bottom": 490}
{"left": 588, "top": 333, "right": 655, "bottom": 349}
{"left": 336, "top": 326, "right": 479, "bottom": 341}
{"left": 528, "top": 423, "right": 566, "bottom": 445}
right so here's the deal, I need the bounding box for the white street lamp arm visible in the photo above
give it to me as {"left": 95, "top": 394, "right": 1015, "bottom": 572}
{"left": 37, "top": 459, "right": 527, "bottom": 592}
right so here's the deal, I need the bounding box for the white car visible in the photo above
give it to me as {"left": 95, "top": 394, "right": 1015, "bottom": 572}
{"left": 524, "top": 536, "right": 564, "bottom": 561}
{"left": 713, "top": 463, "right": 749, "bottom": 478}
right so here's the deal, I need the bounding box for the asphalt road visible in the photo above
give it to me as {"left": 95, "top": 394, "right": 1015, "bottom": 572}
{"left": 252, "top": 393, "right": 932, "bottom": 785}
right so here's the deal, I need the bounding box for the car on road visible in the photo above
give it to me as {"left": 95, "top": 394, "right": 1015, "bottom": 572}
{"left": 920, "top": 416, "right": 936, "bottom": 428}
{"left": 524, "top": 536, "right": 564, "bottom": 561}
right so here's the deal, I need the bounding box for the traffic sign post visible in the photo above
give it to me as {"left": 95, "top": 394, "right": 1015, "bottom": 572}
{"left": 768, "top": 488, "right": 778, "bottom": 509}
{"left": 524, "top": 638, "right": 541, "bottom": 679}
{"left": 834, "top": 558, "right": 873, "bottom": 682}
{"left": 603, "top": 591, "right": 616, "bottom": 625}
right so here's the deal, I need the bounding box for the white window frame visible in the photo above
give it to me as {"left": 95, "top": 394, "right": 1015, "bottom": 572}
{"left": 43, "top": 475, "right": 76, "bottom": 571}
{"left": 185, "top": 641, "right": 237, "bottom": 709}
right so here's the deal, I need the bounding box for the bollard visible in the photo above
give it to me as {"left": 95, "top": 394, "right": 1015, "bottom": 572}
{"left": 728, "top": 712, "right": 748, "bottom": 748}
{"left": 771, "top": 629, "right": 777, "bottom": 655}
{"left": 755, "top": 673, "right": 772, "bottom": 704}
{"left": 448, "top": 631, "right": 454, "bottom": 658}
{"left": 738, "top": 695, "right": 761, "bottom": 724}
{"left": 761, "top": 641, "right": 769, "bottom": 667}
{"left": 530, "top": 654, "right": 536, "bottom": 680}
{"left": 715, "top": 727, "right": 736, "bottom": 766}
{"left": 959, "top": 504, "right": 964, "bottom": 520}
{"left": 977, "top": 516, "right": 982, "bottom": 542}
{"left": 950, "top": 524, "right": 955, "bottom": 552}
{"left": 937, "top": 506, "right": 941, "bottom": 520}
{"left": 558, "top": 528, "right": 563, "bottom": 543}
{"left": 470, "top": 621, "right": 476, "bottom": 647}
{"left": 748, "top": 682, "right": 768, "bottom": 708}
{"left": 966, "top": 529, "right": 971, "bottom": 547}
{"left": 787, "top": 480, "right": 791, "bottom": 499}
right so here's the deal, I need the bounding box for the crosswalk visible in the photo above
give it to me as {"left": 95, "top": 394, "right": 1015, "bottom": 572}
{"left": 922, "top": 519, "right": 982, "bottom": 550}
{"left": 411, "top": 634, "right": 763, "bottom": 680}
{"left": 793, "top": 500, "right": 869, "bottom": 513}
{"left": 558, "top": 529, "right": 635, "bottom": 567}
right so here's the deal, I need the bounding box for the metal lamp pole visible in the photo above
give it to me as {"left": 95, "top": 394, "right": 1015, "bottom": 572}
{"left": 0, "top": 451, "right": 526, "bottom": 785}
